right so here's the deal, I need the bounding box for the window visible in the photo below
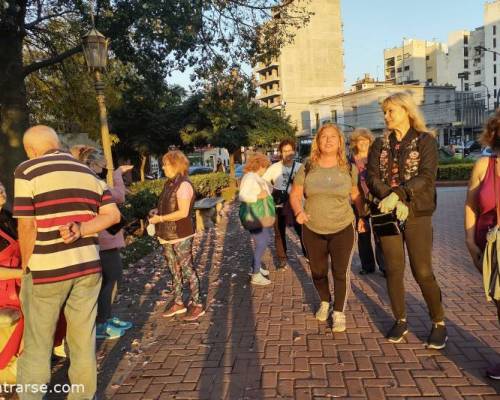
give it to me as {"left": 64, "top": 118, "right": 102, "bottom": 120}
{"left": 495, "top": 25, "right": 497, "bottom": 35}
{"left": 464, "top": 60, "right": 469, "bottom": 69}
{"left": 464, "top": 47, "right": 469, "bottom": 57}
{"left": 495, "top": 53, "right": 497, "bottom": 61}
{"left": 464, "top": 35, "right": 469, "bottom": 45}
{"left": 495, "top": 76, "right": 498, "bottom": 86}
{"left": 495, "top": 38, "right": 497, "bottom": 48}
{"left": 496, "top": 64, "right": 497, "bottom": 74}
{"left": 475, "top": 82, "right": 481, "bottom": 87}
{"left": 426, "top": 55, "right": 430, "bottom": 60}
{"left": 404, "top": 66, "right": 410, "bottom": 71}
{"left": 331, "top": 110, "right": 337, "bottom": 123}
{"left": 465, "top": 83, "right": 470, "bottom": 91}
{"left": 434, "top": 95, "right": 440, "bottom": 104}
{"left": 397, "top": 67, "right": 402, "bottom": 72}
{"left": 496, "top": 89, "right": 498, "bottom": 98}
{"left": 475, "top": 69, "right": 481, "bottom": 75}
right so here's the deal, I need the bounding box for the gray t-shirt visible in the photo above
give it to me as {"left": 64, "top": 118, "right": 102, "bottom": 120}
{"left": 294, "top": 162, "right": 358, "bottom": 234}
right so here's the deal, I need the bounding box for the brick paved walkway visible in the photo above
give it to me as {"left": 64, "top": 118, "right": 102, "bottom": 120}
{"left": 99, "top": 187, "right": 500, "bottom": 399}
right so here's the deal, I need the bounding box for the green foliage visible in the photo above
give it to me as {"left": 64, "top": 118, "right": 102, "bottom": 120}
{"left": 120, "top": 236, "right": 160, "bottom": 268}
{"left": 437, "top": 164, "right": 474, "bottom": 181}
{"left": 126, "top": 173, "right": 230, "bottom": 219}
{"left": 120, "top": 189, "right": 158, "bottom": 222}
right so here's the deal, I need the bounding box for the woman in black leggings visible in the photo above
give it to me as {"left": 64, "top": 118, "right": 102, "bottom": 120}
{"left": 290, "top": 124, "right": 365, "bottom": 333}
{"left": 366, "top": 92, "right": 446, "bottom": 349}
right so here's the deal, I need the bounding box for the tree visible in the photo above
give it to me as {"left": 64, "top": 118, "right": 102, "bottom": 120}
{"left": 0, "top": 0, "right": 311, "bottom": 193}
{"left": 110, "top": 78, "right": 186, "bottom": 181}
{"left": 181, "top": 68, "right": 295, "bottom": 186}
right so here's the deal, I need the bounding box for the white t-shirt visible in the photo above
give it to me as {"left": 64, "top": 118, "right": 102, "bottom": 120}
{"left": 238, "top": 172, "right": 272, "bottom": 203}
{"left": 263, "top": 161, "right": 302, "bottom": 192}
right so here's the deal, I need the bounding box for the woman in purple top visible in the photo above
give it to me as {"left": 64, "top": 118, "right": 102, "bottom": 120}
{"left": 349, "top": 128, "right": 385, "bottom": 276}
{"left": 465, "top": 111, "right": 500, "bottom": 380}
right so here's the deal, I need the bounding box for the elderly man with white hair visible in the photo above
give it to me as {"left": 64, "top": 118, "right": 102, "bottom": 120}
{"left": 13, "top": 125, "right": 120, "bottom": 400}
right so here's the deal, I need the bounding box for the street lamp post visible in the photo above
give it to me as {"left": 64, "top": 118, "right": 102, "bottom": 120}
{"left": 82, "top": 27, "right": 114, "bottom": 187}
{"left": 457, "top": 72, "right": 469, "bottom": 158}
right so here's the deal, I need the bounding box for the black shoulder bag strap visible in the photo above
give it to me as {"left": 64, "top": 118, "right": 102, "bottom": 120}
{"left": 284, "top": 161, "right": 296, "bottom": 193}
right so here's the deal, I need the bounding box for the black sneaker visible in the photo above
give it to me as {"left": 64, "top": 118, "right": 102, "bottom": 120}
{"left": 427, "top": 324, "right": 448, "bottom": 350}
{"left": 386, "top": 320, "right": 408, "bottom": 343}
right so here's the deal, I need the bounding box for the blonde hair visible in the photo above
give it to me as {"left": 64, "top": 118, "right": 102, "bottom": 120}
{"left": 162, "top": 150, "right": 190, "bottom": 176}
{"left": 310, "top": 123, "right": 350, "bottom": 173}
{"left": 349, "top": 128, "right": 375, "bottom": 154}
{"left": 244, "top": 153, "right": 271, "bottom": 173}
{"left": 382, "top": 92, "right": 428, "bottom": 134}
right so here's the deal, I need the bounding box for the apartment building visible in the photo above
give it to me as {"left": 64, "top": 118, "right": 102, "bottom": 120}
{"left": 254, "top": 0, "right": 344, "bottom": 135}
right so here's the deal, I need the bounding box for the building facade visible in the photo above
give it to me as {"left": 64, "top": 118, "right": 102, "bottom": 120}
{"left": 307, "top": 79, "right": 457, "bottom": 147}
{"left": 384, "top": 39, "right": 449, "bottom": 85}
{"left": 384, "top": 1, "right": 500, "bottom": 112}
{"left": 254, "top": 0, "right": 344, "bottom": 135}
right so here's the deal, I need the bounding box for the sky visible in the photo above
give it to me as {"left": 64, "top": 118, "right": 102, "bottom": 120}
{"left": 169, "top": 0, "right": 487, "bottom": 90}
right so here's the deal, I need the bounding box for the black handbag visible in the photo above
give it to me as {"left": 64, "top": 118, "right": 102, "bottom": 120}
{"left": 370, "top": 201, "right": 404, "bottom": 237}
{"left": 106, "top": 213, "right": 126, "bottom": 235}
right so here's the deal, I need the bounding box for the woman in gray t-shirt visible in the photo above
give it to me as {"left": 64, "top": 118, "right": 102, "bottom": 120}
{"left": 290, "top": 123, "right": 366, "bottom": 333}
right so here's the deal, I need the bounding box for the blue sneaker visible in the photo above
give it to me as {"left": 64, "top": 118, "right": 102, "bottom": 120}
{"left": 107, "top": 317, "right": 133, "bottom": 330}
{"left": 96, "top": 322, "right": 125, "bottom": 340}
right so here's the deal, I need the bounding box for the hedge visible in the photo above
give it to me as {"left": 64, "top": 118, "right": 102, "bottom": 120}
{"left": 437, "top": 164, "right": 473, "bottom": 181}
{"left": 122, "top": 173, "right": 230, "bottom": 221}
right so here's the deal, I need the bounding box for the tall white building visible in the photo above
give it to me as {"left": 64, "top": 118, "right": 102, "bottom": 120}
{"left": 383, "top": 0, "right": 500, "bottom": 112}
{"left": 384, "top": 39, "right": 449, "bottom": 85}
{"left": 484, "top": 0, "right": 500, "bottom": 110}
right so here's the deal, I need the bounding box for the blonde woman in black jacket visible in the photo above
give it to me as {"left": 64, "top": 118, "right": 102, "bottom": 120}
{"left": 367, "top": 92, "right": 446, "bottom": 349}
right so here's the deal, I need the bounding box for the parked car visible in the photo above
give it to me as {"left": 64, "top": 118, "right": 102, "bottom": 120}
{"left": 188, "top": 166, "right": 213, "bottom": 175}
{"left": 464, "top": 140, "right": 482, "bottom": 156}
{"left": 482, "top": 147, "right": 493, "bottom": 156}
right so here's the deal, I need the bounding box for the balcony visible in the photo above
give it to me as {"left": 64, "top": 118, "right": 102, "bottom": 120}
{"left": 256, "top": 89, "right": 282, "bottom": 101}
{"left": 256, "top": 75, "right": 280, "bottom": 87}
{"left": 254, "top": 61, "right": 280, "bottom": 73}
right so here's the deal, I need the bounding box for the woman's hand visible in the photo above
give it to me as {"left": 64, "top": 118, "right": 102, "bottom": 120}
{"left": 149, "top": 215, "right": 163, "bottom": 225}
{"left": 295, "top": 210, "right": 310, "bottom": 225}
{"left": 119, "top": 165, "right": 134, "bottom": 175}
{"left": 466, "top": 239, "right": 483, "bottom": 272}
{"left": 257, "top": 190, "right": 268, "bottom": 200}
{"left": 357, "top": 218, "right": 367, "bottom": 233}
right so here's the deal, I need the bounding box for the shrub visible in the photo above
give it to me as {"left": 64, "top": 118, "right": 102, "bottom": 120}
{"left": 125, "top": 173, "right": 231, "bottom": 221}
{"left": 437, "top": 164, "right": 473, "bottom": 181}
{"left": 121, "top": 235, "right": 160, "bottom": 268}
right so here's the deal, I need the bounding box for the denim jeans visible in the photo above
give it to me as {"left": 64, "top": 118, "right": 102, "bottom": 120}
{"left": 18, "top": 272, "right": 101, "bottom": 400}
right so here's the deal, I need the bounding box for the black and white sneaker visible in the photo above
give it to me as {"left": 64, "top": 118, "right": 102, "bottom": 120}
{"left": 427, "top": 324, "right": 448, "bottom": 350}
{"left": 386, "top": 320, "right": 408, "bottom": 343}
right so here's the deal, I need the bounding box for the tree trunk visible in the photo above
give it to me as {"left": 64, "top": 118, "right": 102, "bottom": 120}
{"left": 229, "top": 152, "right": 236, "bottom": 189}
{"left": 0, "top": 26, "right": 29, "bottom": 200}
{"left": 140, "top": 153, "right": 147, "bottom": 182}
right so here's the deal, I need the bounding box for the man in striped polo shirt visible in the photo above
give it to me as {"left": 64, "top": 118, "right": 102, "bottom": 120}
{"left": 13, "top": 125, "right": 121, "bottom": 399}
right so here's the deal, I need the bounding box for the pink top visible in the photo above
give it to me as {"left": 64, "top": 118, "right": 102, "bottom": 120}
{"left": 99, "top": 170, "right": 126, "bottom": 251}
{"left": 475, "top": 156, "right": 499, "bottom": 250}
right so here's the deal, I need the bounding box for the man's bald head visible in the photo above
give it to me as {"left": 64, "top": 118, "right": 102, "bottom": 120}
{"left": 23, "top": 125, "right": 60, "bottom": 159}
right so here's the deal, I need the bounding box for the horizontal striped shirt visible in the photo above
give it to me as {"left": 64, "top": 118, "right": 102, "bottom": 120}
{"left": 13, "top": 150, "right": 114, "bottom": 284}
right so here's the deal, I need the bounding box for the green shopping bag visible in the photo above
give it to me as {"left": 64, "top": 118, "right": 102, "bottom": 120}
{"left": 239, "top": 195, "right": 276, "bottom": 231}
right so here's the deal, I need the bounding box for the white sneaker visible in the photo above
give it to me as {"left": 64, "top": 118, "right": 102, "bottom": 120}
{"left": 260, "top": 267, "right": 270, "bottom": 277}
{"left": 251, "top": 273, "right": 271, "bottom": 286}
{"left": 315, "top": 301, "right": 330, "bottom": 321}
{"left": 332, "top": 311, "right": 346, "bottom": 332}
